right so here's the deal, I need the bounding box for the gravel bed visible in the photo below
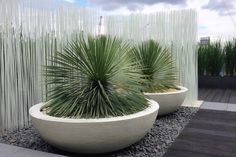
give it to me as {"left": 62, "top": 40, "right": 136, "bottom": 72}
{"left": 0, "top": 106, "right": 198, "bottom": 157}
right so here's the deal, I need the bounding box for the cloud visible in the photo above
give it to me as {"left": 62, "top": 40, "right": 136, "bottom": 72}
{"left": 203, "top": 0, "right": 236, "bottom": 16}
{"left": 63, "top": 0, "right": 76, "bottom": 3}
{"left": 88, "top": 0, "right": 187, "bottom": 11}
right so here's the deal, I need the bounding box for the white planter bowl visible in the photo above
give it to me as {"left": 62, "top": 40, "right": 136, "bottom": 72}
{"left": 144, "top": 86, "right": 188, "bottom": 116}
{"left": 29, "top": 100, "right": 159, "bottom": 154}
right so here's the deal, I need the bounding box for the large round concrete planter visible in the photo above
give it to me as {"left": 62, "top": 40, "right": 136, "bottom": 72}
{"left": 29, "top": 100, "right": 159, "bottom": 154}
{"left": 144, "top": 86, "right": 188, "bottom": 116}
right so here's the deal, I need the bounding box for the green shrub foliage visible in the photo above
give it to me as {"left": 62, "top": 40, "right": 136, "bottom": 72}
{"left": 198, "top": 42, "right": 224, "bottom": 76}
{"left": 198, "top": 40, "right": 236, "bottom": 77}
{"left": 43, "top": 35, "right": 148, "bottom": 118}
{"left": 133, "top": 40, "right": 178, "bottom": 92}
{"left": 205, "top": 42, "right": 224, "bottom": 76}
{"left": 224, "top": 41, "right": 236, "bottom": 76}
{"left": 198, "top": 45, "right": 207, "bottom": 75}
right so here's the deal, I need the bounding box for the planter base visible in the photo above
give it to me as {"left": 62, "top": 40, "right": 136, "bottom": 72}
{"left": 29, "top": 100, "right": 159, "bottom": 154}
{"left": 144, "top": 86, "right": 188, "bottom": 116}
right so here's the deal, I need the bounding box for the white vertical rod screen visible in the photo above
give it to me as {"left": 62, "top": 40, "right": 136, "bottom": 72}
{"left": 104, "top": 10, "right": 198, "bottom": 105}
{"left": 0, "top": 0, "right": 100, "bottom": 132}
{"left": 0, "top": 0, "right": 197, "bottom": 132}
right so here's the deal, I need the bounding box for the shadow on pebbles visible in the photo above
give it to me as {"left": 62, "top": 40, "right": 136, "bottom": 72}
{"left": 0, "top": 106, "right": 198, "bottom": 157}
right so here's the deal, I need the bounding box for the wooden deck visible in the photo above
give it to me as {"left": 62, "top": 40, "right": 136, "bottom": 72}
{"left": 164, "top": 109, "right": 236, "bottom": 157}
{"left": 198, "top": 88, "right": 236, "bottom": 104}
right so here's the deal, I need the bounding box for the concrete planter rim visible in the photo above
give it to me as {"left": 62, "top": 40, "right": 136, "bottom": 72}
{"left": 29, "top": 99, "right": 159, "bottom": 123}
{"left": 144, "top": 86, "right": 188, "bottom": 96}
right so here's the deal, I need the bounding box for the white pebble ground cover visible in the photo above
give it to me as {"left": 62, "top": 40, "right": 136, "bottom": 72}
{"left": 0, "top": 107, "right": 198, "bottom": 157}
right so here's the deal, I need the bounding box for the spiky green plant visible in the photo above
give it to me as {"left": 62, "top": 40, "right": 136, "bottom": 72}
{"left": 133, "top": 40, "right": 178, "bottom": 93}
{"left": 42, "top": 35, "right": 148, "bottom": 118}
{"left": 224, "top": 41, "right": 236, "bottom": 76}
{"left": 198, "top": 45, "right": 207, "bottom": 76}
{"left": 205, "top": 42, "right": 224, "bottom": 76}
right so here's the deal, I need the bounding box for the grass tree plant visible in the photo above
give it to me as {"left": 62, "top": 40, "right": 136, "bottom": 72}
{"left": 42, "top": 35, "right": 148, "bottom": 118}
{"left": 198, "top": 45, "right": 207, "bottom": 76}
{"left": 224, "top": 41, "right": 236, "bottom": 76}
{"left": 205, "top": 42, "right": 224, "bottom": 76}
{"left": 133, "top": 40, "right": 178, "bottom": 93}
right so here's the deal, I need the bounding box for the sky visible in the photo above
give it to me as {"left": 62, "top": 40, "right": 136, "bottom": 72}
{"left": 63, "top": 0, "right": 236, "bottom": 39}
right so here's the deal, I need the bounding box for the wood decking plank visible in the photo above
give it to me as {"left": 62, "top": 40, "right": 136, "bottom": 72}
{"left": 229, "top": 90, "right": 236, "bottom": 104}
{"left": 164, "top": 109, "right": 236, "bottom": 157}
{"left": 164, "top": 148, "right": 219, "bottom": 157}
{"left": 200, "top": 88, "right": 211, "bottom": 100}
{"left": 168, "top": 138, "right": 236, "bottom": 157}
{"left": 191, "top": 109, "right": 236, "bottom": 124}
{"left": 220, "top": 89, "right": 232, "bottom": 103}
{"left": 198, "top": 88, "right": 206, "bottom": 100}
{"left": 198, "top": 88, "right": 236, "bottom": 103}
{"left": 211, "top": 89, "right": 225, "bottom": 102}
{"left": 203, "top": 89, "right": 214, "bottom": 101}
{"left": 204, "top": 89, "right": 216, "bottom": 102}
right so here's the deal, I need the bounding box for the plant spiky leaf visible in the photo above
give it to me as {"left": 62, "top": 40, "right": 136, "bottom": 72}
{"left": 43, "top": 35, "right": 148, "bottom": 118}
{"left": 224, "top": 41, "right": 236, "bottom": 76}
{"left": 133, "top": 40, "right": 178, "bottom": 92}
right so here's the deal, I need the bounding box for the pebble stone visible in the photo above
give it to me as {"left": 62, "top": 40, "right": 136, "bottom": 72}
{"left": 0, "top": 106, "right": 198, "bottom": 157}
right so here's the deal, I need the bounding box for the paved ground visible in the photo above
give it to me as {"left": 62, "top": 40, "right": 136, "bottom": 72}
{"left": 0, "top": 143, "right": 65, "bottom": 157}
{"left": 165, "top": 88, "right": 236, "bottom": 157}
{"left": 1, "top": 88, "right": 235, "bottom": 157}
{"left": 164, "top": 103, "right": 236, "bottom": 157}
{"left": 200, "top": 101, "right": 236, "bottom": 112}
{"left": 199, "top": 88, "right": 236, "bottom": 103}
